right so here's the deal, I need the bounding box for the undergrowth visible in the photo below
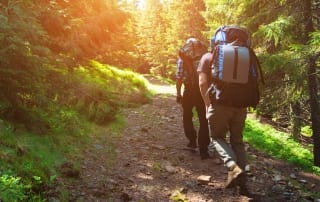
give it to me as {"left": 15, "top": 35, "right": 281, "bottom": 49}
{"left": 244, "top": 116, "right": 319, "bottom": 175}
{"left": 0, "top": 61, "right": 151, "bottom": 201}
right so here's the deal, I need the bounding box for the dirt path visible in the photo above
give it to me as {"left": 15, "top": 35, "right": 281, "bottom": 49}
{"left": 49, "top": 76, "right": 320, "bottom": 202}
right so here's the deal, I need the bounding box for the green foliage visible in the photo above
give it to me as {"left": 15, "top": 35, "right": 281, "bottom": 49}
{"left": 170, "top": 190, "right": 187, "bottom": 202}
{"left": 258, "top": 15, "right": 294, "bottom": 47}
{"left": 0, "top": 0, "right": 138, "bottom": 133}
{"left": 1, "top": 0, "right": 319, "bottom": 198}
{"left": 41, "top": 106, "right": 85, "bottom": 136}
{"left": 38, "top": 0, "right": 129, "bottom": 62}
{"left": 309, "top": 30, "right": 320, "bottom": 49}
{"left": 0, "top": 122, "right": 63, "bottom": 190}
{"left": 204, "top": 0, "right": 247, "bottom": 33}
{"left": 301, "top": 125, "right": 312, "bottom": 137}
{"left": 131, "top": 0, "right": 208, "bottom": 77}
{"left": 108, "top": 114, "right": 126, "bottom": 138}
{"left": 257, "top": 50, "right": 308, "bottom": 122}
{"left": 244, "top": 118, "right": 318, "bottom": 175}
{"left": 0, "top": 56, "right": 152, "bottom": 199}
{"left": 0, "top": 1, "right": 53, "bottom": 133}
{"left": 0, "top": 174, "right": 45, "bottom": 202}
{"left": 152, "top": 162, "right": 162, "bottom": 172}
{"left": 71, "top": 61, "right": 151, "bottom": 115}
{"left": 0, "top": 175, "right": 27, "bottom": 202}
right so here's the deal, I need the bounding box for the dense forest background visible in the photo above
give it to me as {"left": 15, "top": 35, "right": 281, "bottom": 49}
{"left": 0, "top": 0, "right": 319, "bottom": 200}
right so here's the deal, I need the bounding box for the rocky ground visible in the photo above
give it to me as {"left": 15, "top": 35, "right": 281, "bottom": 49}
{"left": 48, "top": 76, "right": 320, "bottom": 202}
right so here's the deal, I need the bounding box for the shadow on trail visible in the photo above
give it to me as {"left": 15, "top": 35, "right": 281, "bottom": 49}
{"left": 53, "top": 76, "right": 318, "bottom": 202}
{"left": 106, "top": 77, "right": 265, "bottom": 202}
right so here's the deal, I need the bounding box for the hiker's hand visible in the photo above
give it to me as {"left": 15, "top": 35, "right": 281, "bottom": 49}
{"left": 176, "top": 95, "right": 182, "bottom": 104}
{"left": 206, "top": 104, "right": 213, "bottom": 120}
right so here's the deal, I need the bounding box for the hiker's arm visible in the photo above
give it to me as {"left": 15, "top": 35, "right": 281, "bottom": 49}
{"left": 176, "top": 79, "right": 183, "bottom": 97}
{"left": 175, "top": 58, "right": 183, "bottom": 104}
{"left": 199, "top": 72, "right": 211, "bottom": 108}
{"left": 176, "top": 79, "right": 183, "bottom": 104}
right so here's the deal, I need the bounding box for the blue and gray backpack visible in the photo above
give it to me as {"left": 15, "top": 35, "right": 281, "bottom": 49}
{"left": 210, "top": 25, "right": 264, "bottom": 108}
{"left": 179, "top": 38, "right": 208, "bottom": 89}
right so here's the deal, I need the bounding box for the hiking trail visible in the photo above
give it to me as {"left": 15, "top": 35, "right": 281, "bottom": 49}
{"left": 48, "top": 76, "right": 320, "bottom": 202}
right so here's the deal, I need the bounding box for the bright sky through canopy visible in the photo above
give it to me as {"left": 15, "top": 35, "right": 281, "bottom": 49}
{"left": 137, "top": 0, "right": 145, "bottom": 9}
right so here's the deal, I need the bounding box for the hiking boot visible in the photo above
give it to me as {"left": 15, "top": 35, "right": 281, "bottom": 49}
{"left": 239, "top": 186, "right": 250, "bottom": 196}
{"left": 238, "top": 186, "right": 258, "bottom": 200}
{"left": 225, "top": 164, "right": 243, "bottom": 188}
{"left": 208, "top": 141, "right": 215, "bottom": 153}
{"left": 200, "top": 151, "right": 210, "bottom": 160}
{"left": 187, "top": 140, "right": 197, "bottom": 149}
{"left": 199, "top": 147, "right": 210, "bottom": 160}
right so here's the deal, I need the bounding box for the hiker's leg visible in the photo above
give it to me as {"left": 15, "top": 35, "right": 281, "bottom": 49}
{"left": 208, "top": 104, "right": 237, "bottom": 168}
{"left": 195, "top": 95, "right": 210, "bottom": 154}
{"left": 182, "top": 91, "right": 196, "bottom": 144}
{"left": 229, "top": 107, "right": 248, "bottom": 190}
{"left": 229, "top": 107, "right": 247, "bottom": 170}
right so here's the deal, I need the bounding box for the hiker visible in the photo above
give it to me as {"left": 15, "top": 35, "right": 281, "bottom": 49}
{"left": 198, "top": 26, "right": 263, "bottom": 196}
{"left": 176, "top": 37, "right": 210, "bottom": 160}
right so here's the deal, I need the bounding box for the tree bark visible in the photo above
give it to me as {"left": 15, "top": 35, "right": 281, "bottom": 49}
{"left": 307, "top": 56, "right": 320, "bottom": 166}
{"left": 303, "top": 0, "right": 320, "bottom": 166}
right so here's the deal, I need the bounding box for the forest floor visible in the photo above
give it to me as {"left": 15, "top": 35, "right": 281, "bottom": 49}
{"left": 48, "top": 76, "right": 320, "bottom": 202}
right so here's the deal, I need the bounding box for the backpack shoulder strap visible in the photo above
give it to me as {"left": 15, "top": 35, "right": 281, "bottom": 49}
{"left": 249, "top": 48, "right": 265, "bottom": 84}
{"left": 183, "top": 57, "right": 197, "bottom": 80}
{"left": 209, "top": 46, "right": 220, "bottom": 84}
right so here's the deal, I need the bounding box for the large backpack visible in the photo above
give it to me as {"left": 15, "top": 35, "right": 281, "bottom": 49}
{"left": 179, "top": 38, "right": 208, "bottom": 88}
{"left": 210, "top": 25, "right": 264, "bottom": 108}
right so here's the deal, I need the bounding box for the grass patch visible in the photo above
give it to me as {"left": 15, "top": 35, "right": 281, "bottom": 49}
{"left": 87, "top": 114, "right": 127, "bottom": 170}
{"left": 76, "top": 61, "right": 152, "bottom": 108}
{"left": 244, "top": 117, "right": 318, "bottom": 175}
{"left": 108, "top": 114, "right": 126, "bottom": 138}
{"left": 0, "top": 118, "right": 91, "bottom": 180}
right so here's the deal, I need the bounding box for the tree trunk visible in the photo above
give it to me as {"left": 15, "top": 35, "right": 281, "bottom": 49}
{"left": 290, "top": 101, "right": 301, "bottom": 141}
{"left": 303, "top": 0, "right": 320, "bottom": 166}
{"left": 307, "top": 56, "right": 320, "bottom": 166}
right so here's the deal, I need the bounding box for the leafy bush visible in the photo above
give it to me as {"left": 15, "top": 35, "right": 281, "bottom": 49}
{"left": 301, "top": 125, "right": 312, "bottom": 137}
{"left": 0, "top": 59, "right": 152, "bottom": 200}
{"left": 0, "top": 174, "right": 44, "bottom": 202}
{"left": 0, "top": 175, "right": 26, "bottom": 202}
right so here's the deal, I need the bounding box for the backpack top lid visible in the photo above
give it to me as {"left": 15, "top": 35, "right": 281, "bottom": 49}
{"left": 179, "top": 37, "right": 208, "bottom": 61}
{"left": 213, "top": 25, "right": 251, "bottom": 47}
{"left": 186, "top": 37, "right": 198, "bottom": 44}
